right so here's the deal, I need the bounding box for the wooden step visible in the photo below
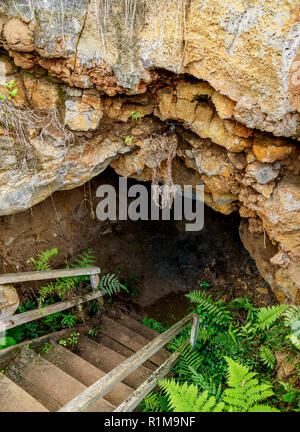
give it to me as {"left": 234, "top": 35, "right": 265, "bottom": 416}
{"left": 0, "top": 373, "right": 48, "bottom": 412}
{"left": 116, "top": 312, "right": 161, "bottom": 340}
{"left": 77, "top": 336, "right": 151, "bottom": 389}
{"left": 43, "top": 341, "right": 132, "bottom": 407}
{"left": 99, "top": 334, "right": 156, "bottom": 371}
{"left": 100, "top": 316, "right": 170, "bottom": 366}
{"left": 6, "top": 347, "right": 114, "bottom": 412}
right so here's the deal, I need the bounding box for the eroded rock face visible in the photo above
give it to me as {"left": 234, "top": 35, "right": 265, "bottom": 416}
{"left": 0, "top": 2, "right": 299, "bottom": 303}
{"left": 0, "top": 284, "right": 19, "bottom": 320}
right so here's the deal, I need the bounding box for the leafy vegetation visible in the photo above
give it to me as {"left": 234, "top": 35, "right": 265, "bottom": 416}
{"left": 58, "top": 332, "right": 80, "bottom": 351}
{"left": 0, "top": 79, "right": 18, "bottom": 101}
{"left": 99, "top": 273, "right": 128, "bottom": 297}
{"left": 35, "top": 248, "right": 96, "bottom": 311}
{"left": 140, "top": 289, "right": 300, "bottom": 412}
{"left": 0, "top": 249, "right": 140, "bottom": 351}
{"left": 146, "top": 358, "right": 279, "bottom": 412}
{"left": 130, "top": 111, "right": 141, "bottom": 121}
{"left": 0, "top": 249, "right": 97, "bottom": 350}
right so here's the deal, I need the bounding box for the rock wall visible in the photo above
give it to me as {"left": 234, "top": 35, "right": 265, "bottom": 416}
{"left": 0, "top": 0, "right": 299, "bottom": 303}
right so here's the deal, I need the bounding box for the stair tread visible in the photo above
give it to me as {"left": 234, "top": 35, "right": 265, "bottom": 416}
{"left": 6, "top": 347, "right": 114, "bottom": 412}
{"left": 0, "top": 373, "right": 48, "bottom": 412}
{"left": 99, "top": 334, "right": 156, "bottom": 371}
{"left": 101, "top": 315, "right": 170, "bottom": 366}
{"left": 44, "top": 340, "right": 132, "bottom": 407}
{"left": 77, "top": 335, "right": 151, "bottom": 389}
{"left": 117, "top": 312, "right": 161, "bottom": 340}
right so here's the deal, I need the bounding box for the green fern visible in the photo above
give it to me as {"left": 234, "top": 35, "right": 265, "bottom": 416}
{"left": 248, "top": 404, "right": 280, "bottom": 412}
{"left": 30, "top": 248, "right": 58, "bottom": 271}
{"left": 140, "top": 391, "right": 170, "bottom": 412}
{"left": 37, "top": 283, "right": 56, "bottom": 311}
{"left": 55, "top": 276, "right": 81, "bottom": 297}
{"left": 284, "top": 306, "right": 300, "bottom": 327}
{"left": 158, "top": 379, "right": 225, "bottom": 412}
{"left": 222, "top": 357, "right": 278, "bottom": 412}
{"left": 185, "top": 290, "right": 232, "bottom": 325}
{"left": 259, "top": 346, "right": 276, "bottom": 369}
{"left": 70, "top": 249, "right": 96, "bottom": 269}
{"left": 99, "top": 273, "right": 128, "bottom": 296}
{"left": 257, "top": 305, "right": 288, "bottom": 330}
{"left": 189, "top": 367, "right": 222, "bottom": 400}
{"left": 36, "top": 249, "right": 96, "bottom": 310}
{"left": 169, "top": 341, "right": 203, "bottom": 379}
{"left": 228, "top": 296, "right": 258, "bottom": 321}
{"left": 197, "top": 327, "right": 210, "bottom": 343}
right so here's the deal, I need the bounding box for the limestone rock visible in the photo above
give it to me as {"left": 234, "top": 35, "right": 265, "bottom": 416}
{"left": 0, "top": 284, "right": 19, "bottom": 320}
{"left": 0, "top": 2, "right": 299, "bottom": 304}
{"left": 246, "top": 161, "right": 280, "bottom": 184}
{"left": 275, "top": 351, "right": 297, "bottom": 380}
{"left": 252, "top": 135, "right": 296, "bottom": 163}
{"left": 211, "top": 92, "right": 236, "bottom": 120}
{"left": 3, "top": 18, "right": 34, "bottom": 52}
{"left": 0, "top": 0, "right": 299, "bottom": 136}
{"left": 0, "top": 55, "right": 17, "bottom": 76}
{"left": 208, "top": 115, "right": 251, "bottom": 152}
{"left": 64, "top": 94, "right": 103, "bottom": 131}
{"left": 23, "top": 75, "right": 59, "bottom": 110}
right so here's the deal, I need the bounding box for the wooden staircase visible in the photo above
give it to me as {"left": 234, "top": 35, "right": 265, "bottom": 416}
{"left": 0, "top": 266, "right": 200, "bottom": 412}
{"left": 0, "top": 312, "right": 169, "bottom": 412}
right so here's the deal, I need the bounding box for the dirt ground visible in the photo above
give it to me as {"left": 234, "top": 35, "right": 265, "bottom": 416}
{"left": 0, "top": 168, "right": 277, "bottom": 323}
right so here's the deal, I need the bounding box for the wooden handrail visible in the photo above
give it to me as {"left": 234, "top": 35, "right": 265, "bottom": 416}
{"left": 0, "top": 267, "right": 102, "bottom": 331}
{"left": 0, "top": 267, "right": 101, "bottom": 285}
{"left": 0, "top": 291, "right": 103, "bottom": 331}
{"left": 59, "top": 313, "right": 199, "bottom": 412}
{"left": 114, "top": 351, "right": 181, "bottom": 412}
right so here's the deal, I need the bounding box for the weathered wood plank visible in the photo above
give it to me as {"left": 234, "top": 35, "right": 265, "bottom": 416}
{"left": 190, "top": 314, "right": 200, "bottom": 350}
{"left": 90, "top": 274, "right": 100, "bottom": 290}
{"left": 0, "top": 267, "right": 100, "bottom": 285}
{"left": 0, "top": 327, "right": 77, "bottom": 363}
{"left": 58, "top": 313, "right": 195, "bottom": 412}
{"left": 0, "top": 291, "right": 103, "bottom": 331}
{"left": 114, "top": 351, "right": 180, "bottom": 412}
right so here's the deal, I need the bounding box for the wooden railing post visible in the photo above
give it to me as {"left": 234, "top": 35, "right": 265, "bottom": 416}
{"left": 0, "top": 284, "right": 20, "bottom": 335}
{"left": 90, "top": 273, "right": 100, "bottom": 290}
{"left": 190, "top": 314, "right": 200, "bottom": 350}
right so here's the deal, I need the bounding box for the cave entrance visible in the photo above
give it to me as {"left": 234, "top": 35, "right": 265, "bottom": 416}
{"left": 0, "top": 168, "right": 276, "bottom": 324}
{"left": 81, "top": 168, "right": 276, "bottom": 323}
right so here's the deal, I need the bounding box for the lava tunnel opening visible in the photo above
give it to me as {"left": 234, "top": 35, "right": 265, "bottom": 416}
{"left": 0, "top": 167, "right": 277, "bottom": 324}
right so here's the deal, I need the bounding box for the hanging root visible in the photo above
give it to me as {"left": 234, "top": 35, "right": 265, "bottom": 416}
{"left": 143, "top": 132, "right": 178, "bottom": 209}
{"left": 0, "top": 99, "right": 76, "bottom": 170}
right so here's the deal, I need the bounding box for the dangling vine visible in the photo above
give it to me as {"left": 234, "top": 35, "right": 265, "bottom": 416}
{"left": 143, "top": 132, "right": 178, "bottom": 209}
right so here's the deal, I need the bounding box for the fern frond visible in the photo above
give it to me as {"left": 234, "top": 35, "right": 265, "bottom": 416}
{"left": 257, "top": 305, "right": 288, "bottom": 330}
{"left": 189, "top": 367, "right": 222, "bottom": 400}
{"left": 37, "top": 282, "right": 56, "bottom": 311}
{"left": 248, "top": 404, "right": 280, "bottom": 412}
{"left": 99, "top": 273, "right": 128, "bottom": 296}
{"left": 284, "top": 305, "right": 300, "bottom": 327}
{"left": 227, "top": 296, "right": 258, "bottom": 321}
{"left": 223, "top": 357, "right": 275, "bottom": 412}
{"left": 197, "top": 327, "right": 210, "bottom": 343}
{"left": 30, "top": 248, "right": 58, "bottom": 271}
{"left": 55, "top": 276, "right": 80, "bottom": 298}
{"left": 140, "top": 391, "right": 170, "bottom": 412}
{"left": 185, "top": 290, "right": 232, "bottom": 325}
{"left": 259, "top": 346, "right": 276, "bottom": 369}
{"left": 169, "top": 341, "right": 203, "bottom": 379}
{"left": 158, "top": 379, "right": 225, "bottom": 412}
{"left": 71, "top": 249, "right": 96, "bottom": 269}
